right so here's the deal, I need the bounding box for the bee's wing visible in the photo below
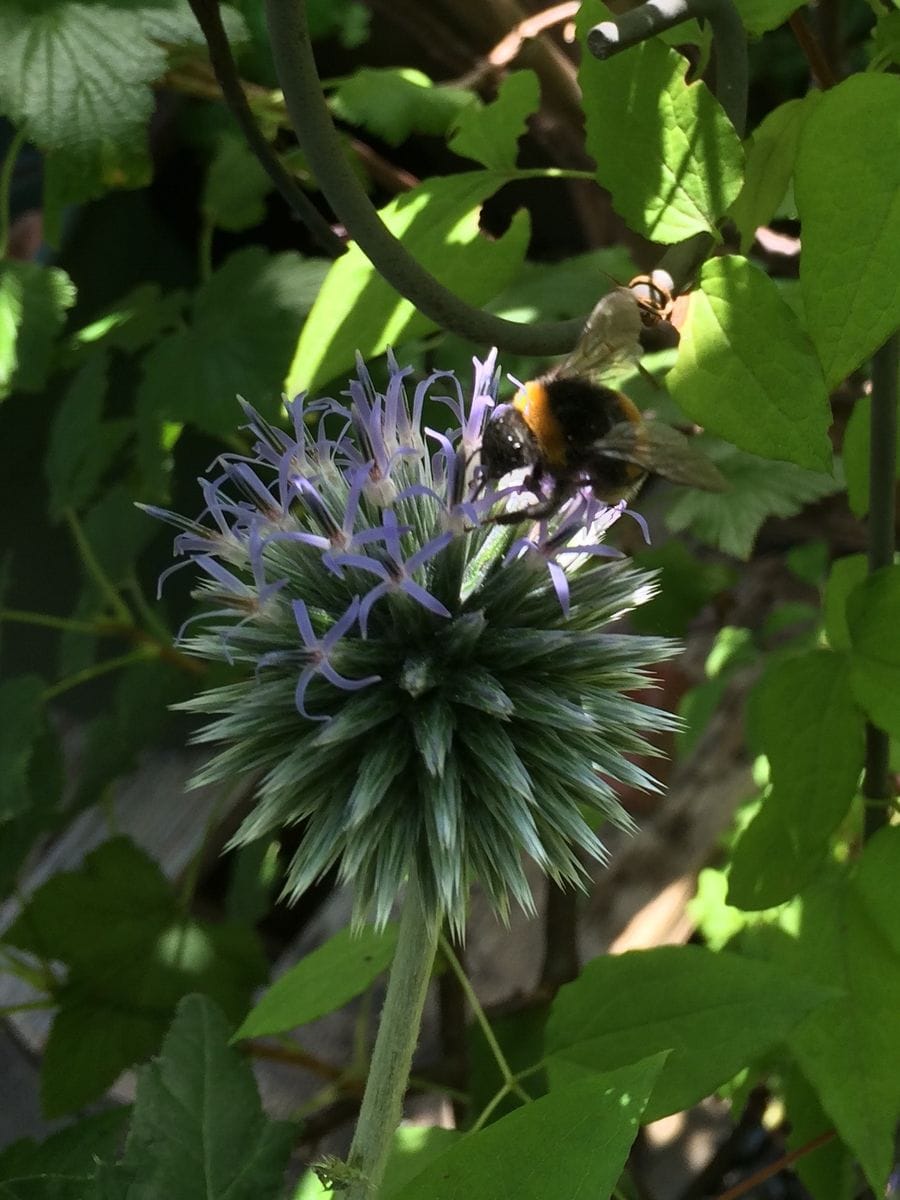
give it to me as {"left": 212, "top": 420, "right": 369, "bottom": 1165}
{"left": 558, "top": 288, "right": 643, "bottom": 380}
{"left": 589, "top": 421, "right": 728, "bottom": 492}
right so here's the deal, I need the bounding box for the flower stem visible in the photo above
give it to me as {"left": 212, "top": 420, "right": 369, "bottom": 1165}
{"left": 863, "top": 330, "right": 898, "bottom": 836}
{"left": 346, "top": 872, "right": 441, "bottom": 1200}
{"left": 0, "top": 124, "right": 27, "bottom": 258}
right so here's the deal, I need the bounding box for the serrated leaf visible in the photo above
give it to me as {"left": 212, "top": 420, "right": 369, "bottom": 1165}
{"left": 795, "top": 74, "right": 900, "bottom": 387}
{"left": 330, "top": 67, "right": 475, "bottom": 147}
{"left": 0, "top": 1110, "right": 129, "bottom": 1182}
{"left": 0, "top": 3, "right": 161, "bottom": 196}
{"left": 823, "top": 555, "right": 867, "bottom": 652}
{"left": 0, "top": 261, "right": 75, "bottom": 398}
{"left": 728, "top": 651, "right": 864, "bottom": 909}
{"left": 578, "top": 2, "right": 743, "bottom": 242}
{"left": 138, "top": 248, "right": 329, "bottom": 437}
{"left": 202, "top": 135, "right": 271, "bottom": 232}
{"left": 0, "top": 675, "right": 46, "bottom": 821}
{"left": 847, "top": 565, "right": 900, "bottom": 738}
{"left": 290, "top": 173, "right": 530, "bottom": 391}
{"left": 234, "top": 924, "right": 397, "bottom": 1040}
{"left": 668, "top": 255, "right": 832, "bottom": 471}
{"left": 4, "top": 838, "right": 267, "bottom": 1115}
{"left": 771, "top": 837, "right": 900, "bottom": 1193}
{"left": 729, "top": 94, "right": 821, "bottom": 252}
{"left": 45, "top": 351, "right": 132, "bottom": 520}
{"left": 664, "top": 440, "right": 838, "bottom": 558}
{"left": 449, "top": 71, "right": 538, "bottom": 171}
{"left": 391, "top": 1058, "right": 665, "bottom": 1200}
{"left": 545, "top": 945, "right": 832, "bottom": 1121}
{"left": 119, "top": 995, "right": 294, "bottom": 1200}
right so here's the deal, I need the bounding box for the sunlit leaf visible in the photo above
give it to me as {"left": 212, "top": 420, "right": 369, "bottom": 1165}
{"left": 795, "top": 74, "right": 900, "bottom": 387}
{"left": 0, "top": 261, "right": 75, "bottom": 399}
{"left": 330, "top": 68, "right": 475, "bottom": 146}
{"left": 449, "top": 71, "right": 539, "bottom": 171}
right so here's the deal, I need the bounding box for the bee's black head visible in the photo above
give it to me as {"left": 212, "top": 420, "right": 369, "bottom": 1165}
{"left": 481, "top": 405, "right": 539, "bottom": 481}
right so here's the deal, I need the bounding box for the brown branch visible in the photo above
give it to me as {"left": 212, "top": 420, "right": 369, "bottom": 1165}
{"left": 714, "top": 1128, "right": 836, "bottom": 1200}
{"left": 788, "top": 9, "right": 839, "bottom": 90}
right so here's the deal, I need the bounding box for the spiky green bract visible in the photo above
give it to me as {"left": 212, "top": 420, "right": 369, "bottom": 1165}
{"left": 151, "top": 352, "right": 678, "bottom": 933}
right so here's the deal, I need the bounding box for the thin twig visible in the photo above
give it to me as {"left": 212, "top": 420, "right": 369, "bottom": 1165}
{"left": 788, "top": 9, "right": 839, "bottom": 89}
{"left": 185, "top": 0, "right": 344, "bottom": 257}
{"left": 863, "top": 331, "right": 899, "bottom": 836}
{"left": 714, "top": 1128, "right": 836, "bottom": 1200}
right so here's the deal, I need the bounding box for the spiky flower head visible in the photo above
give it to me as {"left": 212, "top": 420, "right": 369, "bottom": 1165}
{"left": 146, "top": 352, "right": 677, "bottom": 931}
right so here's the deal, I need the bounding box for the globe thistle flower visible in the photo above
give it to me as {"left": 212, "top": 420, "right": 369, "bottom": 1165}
{"left": 145, "top": 352, "right": 678, "bottom": 933}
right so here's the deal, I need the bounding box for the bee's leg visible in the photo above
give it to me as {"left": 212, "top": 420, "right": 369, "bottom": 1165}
{"left": 489, "top": 489, "right": 562, "bottom": 526}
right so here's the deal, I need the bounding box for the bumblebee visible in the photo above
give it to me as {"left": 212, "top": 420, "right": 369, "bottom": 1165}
{"left": 480, "top": 286, "right": 726, "bottom": 523}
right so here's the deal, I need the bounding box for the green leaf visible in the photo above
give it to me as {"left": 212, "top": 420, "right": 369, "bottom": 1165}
{"left": 138, "top": 248, "right": 329, "bottom": 437}
{"left": 202, "top": 135, "right": 272, "bottom": 233}
{"left": 847, "top": 565, "right": 900, "bottom": 737}
{"left": 234, "top": 923, "right": 397, "bottom": 1040}
{"left": 668, "top": 255, "right": 832, "bottom": 471}
{"left": 68, "top": 284, "right": 187, "bottom": 356}
{"left": 868, "top": 9, "right": 900, "bottom": 71}
{"left": 330, "top": 68, "right": 475, "bottom": 146}
{"left": 770, "top": 835, "right": 900, "bottom": 1193}
{"left": 781, "top": 1065, "right": 855, "bottom": 1200}
{"left": 795, "top": 74, "right": 900, "bottom": 388}
{"left": 734, "top": 0, "right": 806, "bottom": 36}
{"left": 578, "top": 2, "right": 743, "bottom": 242}
{"left": 728, "top": 651, "right": 864, "bottom": 909}
{"left": 544, "top": 944, "right": 832, "bottom": 1121}
{"left": 664, "top": 440, "right": 838, "bottom": 558}
{"left": 0, "top": 675, "right": 46, "bottom": 821}
{"left": 729, "top": 94, "right": 821, "bottom": 252}
{"left": 0, "top": 262, "right": 76, "bottom": 399}
{"left": 449, "top": 71, "right": 539, "bottom": 171}
{"left": 0, "top": 2, "right": 161, "bottom": 200}
{"left": 823, "top": 555, "right": 868, "bottom": 652}
{"left": 4, "top": 838, "right": 267, "bottom": 1115}
{"left": 391, "top": 1059, "right": 666, "bottom": 1200}
{"left": 119, "top": 995, "right": 294, "bottom": 1200}
{"left": 290, "top": 173, "right": 530, "bottom": 391}
{"left": 0, "top": 1110, "right": 129, "bottom": 1182}
{"left": 45, "top": 351, "right": 131, "bottom": 521}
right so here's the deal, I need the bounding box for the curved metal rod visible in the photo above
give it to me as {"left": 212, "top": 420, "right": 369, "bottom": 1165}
{"left": 264, "top": 0, "right": 585, "bottom": 355}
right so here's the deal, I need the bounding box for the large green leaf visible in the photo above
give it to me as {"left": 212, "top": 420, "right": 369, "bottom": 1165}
{"left": 233, "top": 923, "right": 397, "bottom": 1040}
{"left": 449, "top": 71, "right": 539, "bottom": 171}
{"left": 728, "top": 650, "right": 864, "bottom": 909}
{"left": 544, "top": 944, "right": 832, "bottom": 1121}
{"left": 729, "top": 94, "right": 821, "bottom": 252}
{"left": 138, "top": 248, "right": 329, "bottom": 437}
{"left": 577, "top": 1, "right": 743, "bottom": 242}
{"left": 668, "top": 255, "right": 832, "bottom": 471}
{"left": 391, "top": 1058, "right": 665, "bottom": 1200}
{"left": 734, "top": 0, "right": 807, "bottom": 35}
{"left": 0, "top": 262, "right": 75, "bottom": 399}
{"left": 4, "top": 839, "right": 267, "bottom": 1115}
{"left": 118, "top": 995, "right": 294, "bottom": 1200}
{"left": 542, "top": 940, "right": 830, "bottom": 1118}
{"left": 771, "top": 831, "right": 900, "bottom": 1193}
{"left": 846, "top": 565, "right": 900, "bottom": 738}
{"left": 795, "top": 74, "right": 900, "bottom": 388}
{"left": 289, "top": 173, "right": 530, "bottom": 391}
{"left": 664, "top": 439, "right": 838, "bottom": 559}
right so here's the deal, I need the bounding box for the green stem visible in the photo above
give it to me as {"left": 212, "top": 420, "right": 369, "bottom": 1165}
{"left": 346, "top": 874, "right": 441, "bottom": 1200}
{"left": 0, "top": 608, "right": 113, "bottom": 636}
{"left": 42, "top": 648, "right": 150, "bottom": 701}
{"left": 263, "top": 0, "right": 583, "bottom": 356}
{"left": 863, "top": 331, "right": 898, "bottom": 835}
{"left": 439, "top": 934, "right": 527, "bottom": 1102}
{"left": 0, "top": 125, "right": 27, "bottom": 259}
{"left": 64, "top": 508, "right": 132, "bottom": 623}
